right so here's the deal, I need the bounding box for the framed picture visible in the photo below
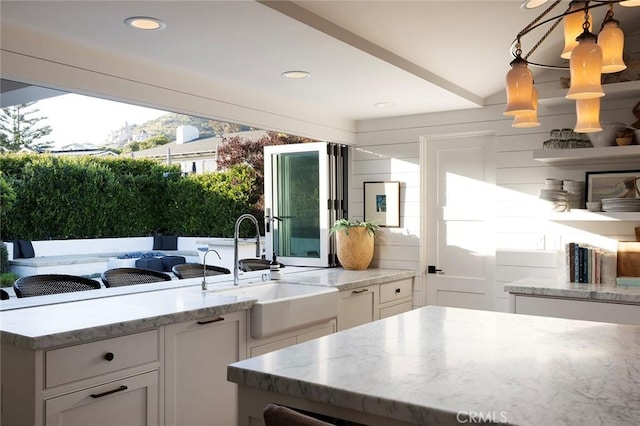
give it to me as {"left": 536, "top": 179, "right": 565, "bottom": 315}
{"left": 363, "top": 181, "right": 400, "bottom": 227}
{"left": 585, "top": 170, "right": 640, "bottom": 202}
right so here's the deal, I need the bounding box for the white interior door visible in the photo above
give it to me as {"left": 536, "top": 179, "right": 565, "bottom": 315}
{"left": 423, "top": 132, "right": 496, "bottom": 310}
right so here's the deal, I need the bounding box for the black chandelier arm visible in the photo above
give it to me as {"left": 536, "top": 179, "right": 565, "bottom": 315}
{"left": 510, "top": 0, "right": 627, "bottom": 65}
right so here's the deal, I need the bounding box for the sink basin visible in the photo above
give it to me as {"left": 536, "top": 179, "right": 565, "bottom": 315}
{"left": 216, "top": 283, "right": 338, "bottom": 339}
{"left": 238, "top": 258, "right": 285, "bottom": 272}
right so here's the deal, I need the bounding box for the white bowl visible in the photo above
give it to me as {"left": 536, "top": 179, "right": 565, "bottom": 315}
{"left": 588, "top": 123, "right": 633, "bottom": 147}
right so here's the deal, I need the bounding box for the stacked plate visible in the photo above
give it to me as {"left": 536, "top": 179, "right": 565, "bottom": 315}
{"left": 539, "top": 189, "right": 568, "bottom": 212}
{"left": 601, "top": 198, "right": 640, "bottom": 212}
{"left": 563, "top": 180, "right": 585, "bottom": 210}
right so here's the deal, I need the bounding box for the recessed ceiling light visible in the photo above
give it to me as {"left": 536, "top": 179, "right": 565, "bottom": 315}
{"left": 281, "top": 71, "right": 311, "bottom": 79}
{"left": 374, "top": 102, "right": 397, "bottom": 109}
{"left": 124, "top": 16, "right": 166, "bottom": 31}
{"left": 520, "top": 0, "right": 550, "bottom": 9}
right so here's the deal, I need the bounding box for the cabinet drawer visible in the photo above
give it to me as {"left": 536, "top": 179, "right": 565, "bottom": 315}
{"left": 379, "top": 279, "right": 412, "bottom": 304}
{"left": 45, "top": 370, "right": 159, "bottom": 426}
{"left": 380, "top": 300, "right": 412, "bottom": 320}
{"left": 46, "top": 330, "right": 158, "bottom": 388}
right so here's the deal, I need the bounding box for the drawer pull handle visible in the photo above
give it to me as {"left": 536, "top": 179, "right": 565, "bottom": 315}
{"left": 90, "top": 385, "right": 128, "bottom": 399}
{"left": 352, "top": 288, "right": 369, "bottom": 294}
{"left": 197, "top": 317, "right": 225, "bottom": 325}
{"left": 103, "top": 352, "right": 115, "bottom": 361}
{"left": 395, "top": 288, "right": 401, "bottom": 294}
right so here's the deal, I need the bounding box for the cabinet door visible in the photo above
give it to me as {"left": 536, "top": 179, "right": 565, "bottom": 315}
{"left": 45, "top": 371, "right": 158, "bottom": 426}
{"left": 164, "top": 311, "right": 246, "bottom": 426}
{"left": 338, "top": 286, "right": 378, "bottom": 331}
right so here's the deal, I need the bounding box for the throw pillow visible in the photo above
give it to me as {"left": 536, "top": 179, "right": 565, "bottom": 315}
{"left": 12, "top": 240, "right": 22, "bottom": 259}
{"left": 162, "top": 235, "right": 178, "bottom": 251}
{"left": 18, "top": 239, "right": 35, "bottom": 258}
{"left": 153, "top": 235, "right": 164, "bottom": 250}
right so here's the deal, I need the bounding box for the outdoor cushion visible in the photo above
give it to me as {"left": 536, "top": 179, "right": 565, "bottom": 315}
{"left": 135, "top": 257, "right": 163, "bottom": 272}
{"left": 12, "top": 240, "right": 22, "bottom": 259}
{"left": 18, "top": 239, "right": 35, "bottom": 258}
{"left": 153, "top": 235, "right": 164, "bottom": 250}
{"left": 161, "top": 235, "right": 178, "bottom": 250}
{"left": 153, "top": 235, "right": 178, "bottom": 251}
{"left": 161, "top": 255, "right": 186, "bottom": 272}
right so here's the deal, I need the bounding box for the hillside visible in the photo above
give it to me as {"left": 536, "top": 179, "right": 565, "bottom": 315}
{"left": 105, "top": 113, "right": 254, "bottom": 147}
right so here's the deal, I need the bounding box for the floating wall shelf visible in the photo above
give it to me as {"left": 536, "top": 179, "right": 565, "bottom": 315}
{"left": 533, "top": 145, "right": 640, "bottom": 165}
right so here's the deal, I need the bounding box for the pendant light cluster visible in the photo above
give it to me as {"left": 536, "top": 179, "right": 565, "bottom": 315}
{"left": 505, "top": 0, "right": 636, "bottom": 132}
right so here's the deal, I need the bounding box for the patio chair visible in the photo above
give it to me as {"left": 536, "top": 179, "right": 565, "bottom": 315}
{"left": 13, "top": 274, "right": 101, "bottom": 298}
{"left": 263, "top": 404, "right": 334, "bottom": 426}
{"left": 101, "top": 267, "right": 171, "bottom": 288}
{"left": 172, "top": 263, "right": 231, "bottom": 280}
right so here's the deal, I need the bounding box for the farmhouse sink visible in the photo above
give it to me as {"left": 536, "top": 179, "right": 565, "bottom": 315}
{"left": 216, "top": 283, "right": 338, "bottom": 339}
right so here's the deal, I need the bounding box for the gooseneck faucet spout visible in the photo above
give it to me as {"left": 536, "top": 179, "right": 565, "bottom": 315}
{"left": 201, "top": 249, "right": 221, "bottom": 291}
{"left": 234, "top": 214, "right": 261, "bottom": 286}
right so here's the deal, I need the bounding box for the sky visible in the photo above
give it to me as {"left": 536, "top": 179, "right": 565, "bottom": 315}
{"left": 34, "top": 93, "right": 168, "bottom": 148}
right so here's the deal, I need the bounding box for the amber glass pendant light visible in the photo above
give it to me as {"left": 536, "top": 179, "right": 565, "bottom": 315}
{"left": 566, "top": 9, "right": 604, "bottom": 100}
{"left": 512, "top": 86, "right": 541, "bottom": 128}
{"left": 574, "top": 98, "right": 602, "bottom": 133}
{"left": 504, "top": 43, "right": 535, "bottom": 116}
{"left": 598, "top": 4, "right": 626, "bottom": 74}
{"left": 561, "top": 1, "right": 591, "bottom": 59}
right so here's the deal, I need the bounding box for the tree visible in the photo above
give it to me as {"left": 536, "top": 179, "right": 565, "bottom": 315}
{"left": 0, "top": 102, "right": 53, "bottom": 152}
{"left": 216, "top": 131, "right": 313, "bottom": 210}
{"left": 122, "top": 135, "right": 170, "bottom": 153}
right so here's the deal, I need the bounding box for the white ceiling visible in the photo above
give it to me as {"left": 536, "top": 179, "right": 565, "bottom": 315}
{"left": 1, "top": 1, "right": 639, "bottom": 122}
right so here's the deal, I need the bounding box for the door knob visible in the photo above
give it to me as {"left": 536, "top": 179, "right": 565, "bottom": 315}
{"left": 427, "top": 265, "right": 443, "bottom": 274}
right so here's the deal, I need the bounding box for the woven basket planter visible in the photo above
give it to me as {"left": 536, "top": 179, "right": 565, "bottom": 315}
{"left": 335, "top": 227, "right": 374, "bottom": 270}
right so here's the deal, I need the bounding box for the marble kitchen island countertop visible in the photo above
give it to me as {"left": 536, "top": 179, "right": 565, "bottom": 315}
{"left": 504, "top": 278, "right": 640, "bottom": 305}
{"left": 229, "top": 306, "right": 640, "bottom": 426}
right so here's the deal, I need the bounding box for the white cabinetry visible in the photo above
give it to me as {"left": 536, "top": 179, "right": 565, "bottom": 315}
{"left": 338, "top": 279, "right": 413, "bottom": 331}
{"left": 248, "top": 320, "right": 336, "bottom": 357}
{"left": 1, "top": 330, "right": 161, "bottom": 426}
{"left": 164, "top": 311, "right": 246, "bottom": 426}
{"left": 45, "top": 371, "right": 158, "bottom": 426}
{"left": 338, "top": 285, "right": 378, "bottom": 331}
{"left": 513, "top": 295, "right": 640, "bottom": 326}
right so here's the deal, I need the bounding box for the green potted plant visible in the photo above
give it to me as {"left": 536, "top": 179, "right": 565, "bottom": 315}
{"left": 329, "top": 219, "right": 378, "bottom": 270}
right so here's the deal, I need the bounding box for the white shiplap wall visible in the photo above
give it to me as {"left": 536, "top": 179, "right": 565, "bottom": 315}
{"left": 353, "top": 89, "right": 640, "bottom": 312}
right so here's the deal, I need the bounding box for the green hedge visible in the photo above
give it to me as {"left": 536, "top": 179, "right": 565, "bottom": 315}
{"left": 0, "top": 153, "right": 256, "bottom": 240}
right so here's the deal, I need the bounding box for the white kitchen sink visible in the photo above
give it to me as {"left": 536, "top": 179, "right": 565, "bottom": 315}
{"left": 215, "top": 283, "right": 338, "bottom": 339}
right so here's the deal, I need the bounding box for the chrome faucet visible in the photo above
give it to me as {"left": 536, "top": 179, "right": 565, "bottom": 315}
{"left": 201, "top": 249, "right": 221, "bottom": 290}
{"left": 234, "top": 214, "right": 261, "bottom": 286}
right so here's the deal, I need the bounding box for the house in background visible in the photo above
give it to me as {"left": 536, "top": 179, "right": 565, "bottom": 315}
{"left": 2, "top": 1, "right": 640, "bottom": 311}
{"left": 131, "top": 126, "right": 267, "bottom": 174}
{"left": 45, "top": 143, "right": 118, "bottom": 157}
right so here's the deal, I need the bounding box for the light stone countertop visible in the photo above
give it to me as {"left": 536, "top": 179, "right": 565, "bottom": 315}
{"left": 228, "top": 305, "right": 640, "bottom": 426}
{"left": 0, "top": 268, "right": 414, "bottom": 350}
{"left": 504, "top": 278, "right": 640, "bottom": 305}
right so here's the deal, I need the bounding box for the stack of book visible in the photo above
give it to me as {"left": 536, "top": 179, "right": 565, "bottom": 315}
{"left": 565, "top": 242, "right": 609, "bottom": 284}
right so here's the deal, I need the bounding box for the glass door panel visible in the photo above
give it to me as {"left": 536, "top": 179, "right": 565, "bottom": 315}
{"left": 264, "top": 142, "right": 344, "bottom": 267}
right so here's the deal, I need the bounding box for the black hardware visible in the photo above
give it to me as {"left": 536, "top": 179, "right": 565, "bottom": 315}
{"left": 197, "top": 317, "right": 225, "bottom": 325}
{"left": 90, "top": 385, "right": 128, "bottom": 399}
{"left": 352, "top": 288, "right": 369, "bottom": 294}
{"left": 428, "top": 265, "right": 443, "bottom": 274}
{"left": 103, "top": 352, "right": 115, "bottom": 361}
{"left": 395, "top": 288, "right": 401, "bottom": 294}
